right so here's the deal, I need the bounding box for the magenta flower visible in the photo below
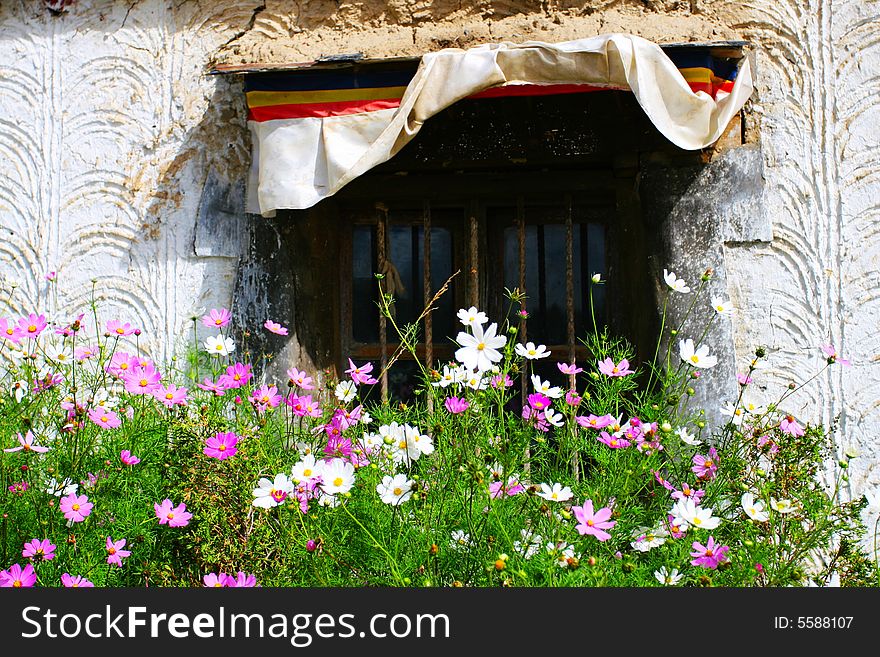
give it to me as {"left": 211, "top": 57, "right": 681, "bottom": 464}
{"left": 45, "top": 271, "right": 57, "bottom": 281}
{"left": 576, "top": 414, "right": 613, "bottom": 430}
{"left": 286, "top": 393, "right": 322, "bottom": 417}
{"left": 557, "top": 361, "right": 584, "bottom": 375}
{"left": 230, "top": 571, "right": 258, "bottom": 587}
{"left": 0, "top": 317, "right": 24, "bottom": 343}
{"left": 106, "top": 319, "right": 136, "bottom": 337}
{"left": 489, "top": 476, "right": 525, "bottom": 499}
{"left": 203, "top": 572, "right": 234, "bottom": 587}
{"left": 736, "top": 372, "right": 753, "bottom": 385}
{"left": 690, "top": 536, "right": 730, "bottom": 569}
{"left": 217, "top": 362, "right": 252, "bottom": 389}
{"left": 22, "top": 538, "right": 56, "bottom": 562}
{"left": 17, "top": 313, "right": 48, "bottom": 340}
{"left": 251, "top": 384, "right": 282, "bottom": 411}
{"left": 264, "top": 319, "right": 289, "bottom": 335}
{"left": 346, "top": 358, "right": 378, "bottom": 385}
{"left": 197, "top": 377, "right": 226, "bottom": 396}
{"left": 60, "top": 493, "right": 93, "bottom": 523}
{"left": 527, "top": 393, "right": 551, "bottom": 411}
{"left": 123, "top": 364, "right": 163, "bottom": 395}
{"left": 597, "top": 431, "right": 630, "bottom": 449}
{"left": 106, "top": 352, "right": 138, "bottom": 378}
{"left": 692, "top": 446, "right": 719, "bottom": 480}
{"left": 201, "top": 308, "right": 232, "bottom": 329}
{"left": 598, "top": 357, "right": 634, "bottom": 377}
{"left": 286, "top": 367, "right": 315, "bottom": 390}
{"left": 152, "top": 383, "right": 188, "bottom": 408}
{"left": 490, "top": 373, "right": 514, "bottom": 388}
{"left": 821, "top": 344, "right": 850, "bottom": 366}
{"left": 780, "top": 415, "right": 805, "bottom": 437}
{"left": 572, "top": 499, "right": 616, "bottom": 541}
{"left": 61, "top": 573, "right": 93, "bottom": 588}
{"left": 445, "top": 396, "right": 469, "bottom": 414}
{"left": 671, "top": 482, "right": 705, "bottom": 503}
{"left": 565, "top": 389, "right": 582, "bottom": 406}
{"left": 0, "top": 563, "right": 37, "bottom": 588}
{"left": 8, "top": 481, "right": 28, "bottom": 494}
{"left": 105, "top": 537, "right": 132, "bottom": 567}
{"left": 120, "top": 449, "right": 141, "bottom": 466}
{"left": 88, "top": 407, "right": 122, "bottom": 429}
{"left": 4, "top": 430, "right": 50, "bottom": 453}
{"left": 155, "top": 499, "right": 192, "bottom": 527}
{"left": 204, "top": 432, "right": 239, "bottom": 460}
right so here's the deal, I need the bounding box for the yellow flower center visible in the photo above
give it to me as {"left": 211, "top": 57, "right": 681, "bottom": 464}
{"left": 165, "top": 393, "right": 173, "bottom": 400}
{"left": 477, "top": 343, "right": 485, "bottom": 351}
{"left": 100, "top": 416, "right": 108, "bottom": 423}
{"left": 693, "top": 517, "right": 702, "bottom": 525}
{"left": 691, "top": 355, "right": 700, "bottom": 363}
{"left": 218, "top": 444, "right": 226, "bottom": 451}
{"left": 13, "top": 580, "right": 22, "bottom": 588}
{"left": 303, "top": 468, "right": 312, "bottom": 477}
{"left": 116, "top": 328, "right": 125, "bottom": 334}
{"left": 587, "top": 520, "right": 594, "bottom": 526}
{"left": 139, "top": 379, "right": 148, "bottom": 387}
{"left": 333, "top": 477, "right": 343, "bottom": 487}
{"left": 215, "top": 319, "right": 222, "bottom": 325}
{"left": 72, "top": 504, "right": 80, "bottom": 511}
{"left": 167, "top": 512, "right": 174, "bottom": 519}
{"left": 393, "top": 487, "right": 403, "bottom": 496}
{"left": 28, "top": 324, "right": 37, "bottom": 332}
{"left": 108, "top": 547, "right": 116, "bottom": 555}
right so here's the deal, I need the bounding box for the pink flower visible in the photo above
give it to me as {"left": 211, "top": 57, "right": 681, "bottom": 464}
{"left": 8, "top": 481, "right": 28, "bottom": 495}
{"left": 286, "top": 393, "right": 322, "bottom": 417}
{"left": 60, "top": 493, "right": 93, "bottom": 523}
{"left": 671, "top": 482, "right": 705, "bottom": 503}
{"left": 489, "top": 476, "right": 525, "bottom": 499}
{"left": 17, "top": 313, "right": 48, "bottom": 340}
{"left": 692, "top": 447, "right": 719, "bottom": 480}
{"left": 120, "top": 449, "right": 141, "bottom": 466}
{"left": 197, "top": 377, "right": 226, "bottom": 396}
{"left": 105, "top": 537, "right": 131, "bottom": 567}
{"left": 576, "top": 414, "right": 613, "bottom": 430}
{"left": 61, "top": 573, "right": 94, "bottom": 588}
{"left": 201, "top": 308, "right": 232, "bottom": 328}
{"left": 217, "top": 362, "right": 252, "bottom": 389}
{"left": 154, "top": 499, "right": 192, "bottom": 527}
{"left": 0, "top": 317, "right": 24, "bottom": 343}
{"left": 106, "top": 319, "right": 136, "bottom": 337}
{"left": 106, "top": 352, "right": 138, "bottom": 378}
{"left": 22, "top": 538, "right": 56, "bottom": 561}
{"left": 88, "top": 407, "right": 122, "bottom": 429}
{"left": 490, "top": 373, "right": 514, "bottom": 388}
{"left": 736, "top": 372, "right": 753, "bottom": 385}
{"left": 74, "top": 345, "right": 99, "bottom": 361}
{"left": 557, "top": 361, "right": 584, "bottom": 375}
{"left": 123, "top": 364, "right": 162, "bottom": 395}
{"left": 445, "top": 396, "right": 469, "bottom": 414}
{"left": 203, "top": 572, "right": 234, "bottom": 587}
{"left": 565, "top": 389, "right": 582, "bottom": 406}
{"left": 598, "top": 357, "right": 634, "bottom": 377}
{"left": 527, "top": 393, "right": 551, "bottom": 411}
{"left": 250, "top": 384, "right": 282, "bottom": 411}
{"left": 0, "top": 563, "right": 37, "bottom": 588}
{"left": 204, "top": 432, "right": 239, "bottom": 460}
{"left": 572, "top": 499, "right": 616, "bottom": 541}
{"left": 780, "top": 415, "right": 805, "bottom": 437}
{"left": 821, "top": 344, "right": 851, "bottom": 366}
{"left": 346, "top": 358, "right": 378, "bottom": 385}
{"left": 521, "top": 405, "right": 549, "bottom": 432}
{"left": 597, "top": 431, "right": 630, "bottom": 449}
{"left": 4, "top": 430, "right": 50, "bottom": 453}
{"left": 229, "top": 571, "right": 258, "bottom": 587}
{"left": 45, "top": 271, "right": 57, "bottom": 281}
{"left": 690, "top": 536, "right": 730, "bottom": 569}
{"left": 152, "top": 383, "right": 189, "bottom": 408}
{"left": 264, "top": 319, "right": 289, "bottom": 335}
{"left": 286, "top": 367, "right": 315, "bottom": 390}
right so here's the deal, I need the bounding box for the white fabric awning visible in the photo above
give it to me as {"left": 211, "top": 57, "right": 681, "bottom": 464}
{"left": 241, "top": 33, "right": 754, "bottom": 215}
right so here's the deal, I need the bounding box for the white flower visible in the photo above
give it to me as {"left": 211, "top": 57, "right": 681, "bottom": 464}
{"left": 631, "top": 525, "right": 669, "bottom": 552}
{"left": 671, "top": 497, "right": 721, "bottom": 530}
{"left": 11, "top": 379, "right": 28, "bottom": 403}
{"left": 454, "top": 321, "right": 507, "bottom": 373}
{"left": 591, "top": 273, "right": 602, "bottom": 283}
{"left": 291, "top": 454, "right": 323, "bottom": 485}
{"left": 543, "top": 408, "right": 564, "bottom": 427}
{"left": 487, "top": 462, "right": 505, "bottom": 480}
{"left": 711, "top": 296, "right": 734, "bottom": 316}
{"left": 45, "top": 344, "right": 72, "bottom": 364}
{"left": 464, "top": 372, "right": 488, "bottom": 390}
{"left": 546, "top": 542, "right": 577, "bottom": 568}
{"left": 513, "top": 529, "right": 543, "bottom": 559}
{"left": 319, "top": 458, "right": 356, "bottom": 495}
{"left": 456, "top": 306, "right": 488, "bottom": 328}
{"left": 295, "top": 441, "right": 316, "bottom": 458}
{"left": 335, "top": 380, "right": 357, "bottom": 403}
{"left": 515, "top": 341, "right": 551, "bottom": 360}
{"left": 360, "top": 410, "right": 372, "bottom": 425}
{"left": 663, "top": 269, "right": 690, "bottom": 293}
{"left": 770, "top": 497, "right": 800, "bottom": 514}
{"left": 679, "top": 338, "right": 718, "bottom": 369}
{"left": 676, "top": 426, "right": 702, "bottom": 446}
{"left": 204, "top": 335, "right": 235, "bottom": 356}
{"left": 46, "top": 477, "right": 78, "bottom": 497}
{"left": 654, "top": 566, "right": 683, "bottom": 586}
{"left": 318, "top": 493, "right": 341, "bottom": 508}
{"left": 376, "top": 474, "right": 414, "bottom": 506}
{"left": 537, "top": 483, "right": 573, "bottom": 503}
{"left": 390, "top": 424, "right": 433, "bottom": 464}
{"left": 531, "top": 374, "right": 563, "bottom": 399}
{"left": 432, "top": 364, "right": 459, "bottom": 388}
{"left": 720, "top": 401, "right": 746, "bottom": 426}
{"left": 741, "top": 492, "right": 770, "bottom": 522}
{"left": 450, "top": 530, "right": 472, "bottom": 549}
{"left": 252, "top": 473, "right": 295, "bottom": 508}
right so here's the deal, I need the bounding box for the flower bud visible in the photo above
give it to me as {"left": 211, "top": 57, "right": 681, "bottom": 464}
{"left": 591, "top": 273, "right": 602, "bottom": 283}
{"left": 755, "top": 346, "right": 766, "bottom": 358}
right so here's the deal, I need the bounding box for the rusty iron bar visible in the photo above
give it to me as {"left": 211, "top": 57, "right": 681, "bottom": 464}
{"left": 517, "top": 197, "right": 527, "bottom": 409}
{"left": 565, "top": 195, "right": 576, "bottom": 383}
{"left": 377, "top": 205, "right": 389, "bottom": 402}
{"left": 468, "top": 210, "right": 479, "bottom": 309}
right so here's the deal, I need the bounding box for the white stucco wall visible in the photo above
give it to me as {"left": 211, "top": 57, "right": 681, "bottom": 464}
{"left": 0, "top": 0, "right": 878, "bottom": 529}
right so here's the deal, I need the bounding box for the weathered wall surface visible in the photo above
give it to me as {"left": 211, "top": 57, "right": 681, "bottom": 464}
{"left": 0, "top": 1, "right": 878, "bottom": 517}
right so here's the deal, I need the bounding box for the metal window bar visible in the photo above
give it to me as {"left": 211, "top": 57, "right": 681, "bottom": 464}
{"left": 376, "top": 205, "right": 389, "bottom": 402}
{"left": 468, "top": 210, "right": 479, "bottom": 308}
{"left": 565, "top": 195, "right": 576, "bottom": 381}
{"left": 517, "top": 197, "right": 527, "bottom": 410}
{"left": 423, "top": 201, "right": 433, "bottom": 412}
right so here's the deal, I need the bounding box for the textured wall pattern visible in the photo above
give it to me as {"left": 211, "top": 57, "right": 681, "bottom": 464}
{"left": 0, "top": 0, "right": 878, "bottom": 509}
